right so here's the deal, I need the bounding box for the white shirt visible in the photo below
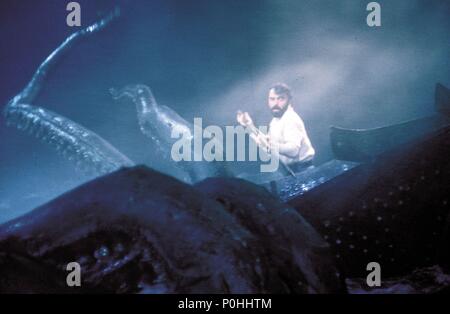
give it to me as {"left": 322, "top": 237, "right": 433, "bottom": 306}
{"left": 268, "top": 105, "right": 315, "bottom": 165}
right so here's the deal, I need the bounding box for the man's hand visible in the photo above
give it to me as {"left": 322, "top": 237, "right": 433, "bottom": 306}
{"left": 236, "top": 110, "right": 254, "bottom": 128}
{"left": 254, "top": 133, "right": 271, "bottom": 153}
{"left": 237, "top": 110, "right": 270, "bottom": 153}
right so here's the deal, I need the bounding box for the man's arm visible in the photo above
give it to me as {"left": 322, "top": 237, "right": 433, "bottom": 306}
{"left": 236, "top": 110, "right": 297, "bottom": 176}
{"left": 275, "top": 118, "right": 306, "bottom": 158}
{"left": 236, "top": 111, "right": 270, "bottom": 151}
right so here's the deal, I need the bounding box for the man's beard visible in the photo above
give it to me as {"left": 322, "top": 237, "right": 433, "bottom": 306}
{"left": 271, "top": 105, "right": 289, "bottom": 118}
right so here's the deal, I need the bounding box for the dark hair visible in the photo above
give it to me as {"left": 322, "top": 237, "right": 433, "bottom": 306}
{"left": 269, "top": 83, "right": 292, "bottom": 101}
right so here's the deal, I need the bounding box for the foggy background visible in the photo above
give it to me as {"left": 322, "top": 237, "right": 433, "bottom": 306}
{"left": 0, "top": 0, "right": 449, "bottom": 223}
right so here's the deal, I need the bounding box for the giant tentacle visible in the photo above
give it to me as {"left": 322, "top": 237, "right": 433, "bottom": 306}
{"left": 110, "top": 84, "right": 193, "bottom": 148}
{"left": 110, "top": 85, "right": 197, "bottom": 181}
{"left": 110, "top": 84, "right": 229, "bottom": 182}
{"left": 10, "top": 8, "right": 121, "bottom": 106}
{"left": 5, "top": 103, "right": 133, "bottom": 175}
{"left": 3, "top": 8, "right": 135, "bottom": 175}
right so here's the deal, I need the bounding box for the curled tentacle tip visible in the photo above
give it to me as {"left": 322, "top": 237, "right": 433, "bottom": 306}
{"left": 109, "top": 86, "right": 136, "bottom": 100}
{"left": 109, "top": 87, "right": 119, "bottom": 98}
